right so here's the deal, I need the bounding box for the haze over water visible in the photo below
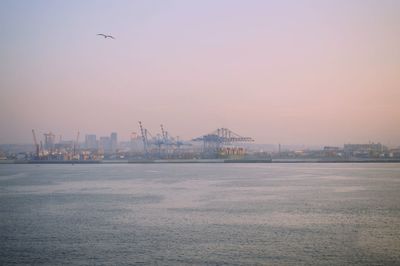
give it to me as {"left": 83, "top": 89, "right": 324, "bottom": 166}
{"left": 1, "top": 163, "right": 399, "bottom": 265}
{"left": 1, "top": 1, "right": 400, "bottom": 145}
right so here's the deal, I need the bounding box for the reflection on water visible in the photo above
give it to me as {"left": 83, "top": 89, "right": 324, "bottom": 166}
{"left": 0, "top": 163, "right": 399, "bottom": 265}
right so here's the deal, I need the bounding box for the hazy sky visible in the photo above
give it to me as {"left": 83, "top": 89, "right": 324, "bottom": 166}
{"left": 1, "top": 0, "right": 399, "bottom": 146}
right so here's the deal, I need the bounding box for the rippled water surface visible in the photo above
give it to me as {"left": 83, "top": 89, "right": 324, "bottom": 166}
{"left": 1, "top": 163, "right": 400, "bottom": 265}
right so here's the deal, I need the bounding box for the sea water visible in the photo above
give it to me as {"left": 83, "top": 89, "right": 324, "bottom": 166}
{"left": 1, "top": 163, "right": 399, "bottom": 265}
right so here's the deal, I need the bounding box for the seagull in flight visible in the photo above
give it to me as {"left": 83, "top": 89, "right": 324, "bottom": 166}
{"left": 97, "top": 33, "right": 115, "bottom": 39}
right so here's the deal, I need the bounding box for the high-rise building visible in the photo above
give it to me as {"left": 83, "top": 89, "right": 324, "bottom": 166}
{"left": 110, "top": 132, "right": 118, "bottom": 152}
{"left": 85, "top": 134, "right": 97, "bottom": 150}
{"left": 99, "top": 136, "right": 111, "bottom": 152}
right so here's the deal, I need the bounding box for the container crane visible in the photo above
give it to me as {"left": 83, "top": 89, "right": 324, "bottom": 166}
{"left": 193, "top": 128, "right": 253, "bottom": 157}
{"left": 138, "top": 121, "right": 148, "bottom": 155}
{"left": 31, "top": 129, "right": 40, "bottom": 158}
{"left": 160, "top": 124, "right": 168, "bottom": 144}
{"left": 73, "top": 131, "right": 80, "bottom": 158}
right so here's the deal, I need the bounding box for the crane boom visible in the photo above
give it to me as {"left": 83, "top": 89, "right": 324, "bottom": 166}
{"left": 138, "top": 121, "right": 148, "bottom": 154}
{"left": 32, "top": 129, "right": 40, "bottom": 158}
{"left": 73, "top": 131, "right": 80, "bottom": 157}
{"left": 160, "top": 124, "right": 168, "bottom": 143}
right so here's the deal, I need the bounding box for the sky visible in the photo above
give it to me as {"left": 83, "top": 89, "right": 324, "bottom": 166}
{"left": 0, "top": 0, "right": 399, "bottom": 146}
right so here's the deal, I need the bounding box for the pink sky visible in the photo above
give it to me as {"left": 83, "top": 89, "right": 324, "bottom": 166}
{"left": 0, "top": 1, "right": 399, "bottom": 146}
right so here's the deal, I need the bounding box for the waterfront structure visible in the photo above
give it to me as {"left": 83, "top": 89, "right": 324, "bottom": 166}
{"left": 110, "top": 132, "right": 118, "bottom": 152}
{"left": 99, "top": 136, "right": 111, "bottom": 153}
{"left": 344, "top": 143, "right": 387, "bottom": 158}
{"left": 130, "top": 132, "right": 143, "bottom": 152}
{"left": 193, "top": 128, "right": 254, "bottom": 158}
{"left": 18, "top": 129, "right": 399, "bottom": 162}
{"left": 43, "top": 132, "right": 56, "bottom": 151}
{"left": 85, "top": 134, "right": 97, "bottom": 150}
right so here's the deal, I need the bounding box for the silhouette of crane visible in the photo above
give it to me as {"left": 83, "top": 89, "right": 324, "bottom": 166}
{"left": 31, "top": 129, "right": 40, "bottom": 159}
{"left": 138, "top": 121, "right": 148, "bottom": 156}
{"left": 193, "top": 128, "right": 253, "bottom": 157}
{"left": 73, "top": 131, "right": 80, "bottom": 158}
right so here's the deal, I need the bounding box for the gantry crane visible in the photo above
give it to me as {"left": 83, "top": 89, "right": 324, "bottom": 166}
{"left": 73, "top": 131, "right": 80, "bottom": 157}
{"left": 193, "top": 128, "right": 253, "bottom": 157}
{"left": 160, "top": 124, "right": 167, "bottom": 144}
{"left": 138, "top": 121, "right": 148, "bottom": 155}
{"left": 31, "top": 129, "right": 40, "bottom": 158}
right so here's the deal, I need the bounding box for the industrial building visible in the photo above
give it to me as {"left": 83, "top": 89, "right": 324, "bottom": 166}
{"left": 25, "top": 126, "right": 398, "bottom": 162}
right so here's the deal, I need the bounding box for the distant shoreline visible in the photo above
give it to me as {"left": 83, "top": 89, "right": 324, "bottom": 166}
{"left": 1, "top": 159, "right": 400, "bottom": 164}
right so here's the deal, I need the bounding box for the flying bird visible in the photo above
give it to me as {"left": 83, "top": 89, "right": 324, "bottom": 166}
{"left": 97, "top": 33, "right": 115, "bottom": 39}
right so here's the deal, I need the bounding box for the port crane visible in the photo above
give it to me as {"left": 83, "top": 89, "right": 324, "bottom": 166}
{"left": 160, "top": 124, "right": 168, "bottom": 144}
{"left": 193, "top": 128, "right": 253, "bottom": 156}
{"left": 31, "top": 129, "right": 40, "bottom": 158}
{"left": 138, "top": 122, "right": 163, "bottom": 155}
{"left": 193, "top": 128, "right": 253, "bottom": 144}
{"left": 138, "top": 122, "right": 192, "bottom": 158}
{"left": 138, "top": 121, "right": 149, "bottom": 155}
{"left": 73, "top": 131, "right": 80, "bottom": 157}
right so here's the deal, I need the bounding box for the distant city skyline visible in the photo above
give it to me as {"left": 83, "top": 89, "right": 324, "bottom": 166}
{"left": 1, "top": 1, "right": 399, "bottom": 146}
{"left": 4, "top": 128, "right": 397, "bottom": 150}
